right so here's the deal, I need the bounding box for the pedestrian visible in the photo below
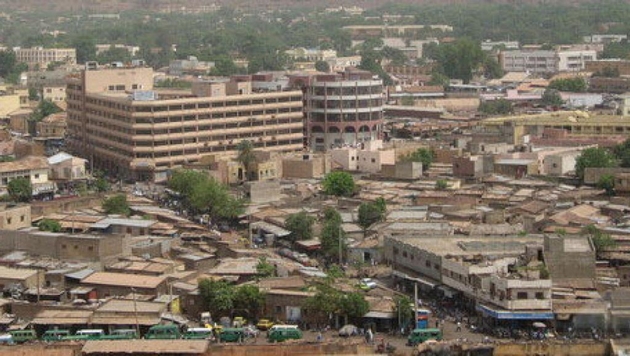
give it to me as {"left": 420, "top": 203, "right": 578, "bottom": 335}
{"left": 456, "top": 321, "right": 462, "bottom": 332}
{"left": 316, "top": 331, "right": 323, "bottom": 342}
{"left": 366, "top": 328, "right": 373, "bottom": 344}
{"left": 435, "top": 319, "right": 439, "bottom": 328}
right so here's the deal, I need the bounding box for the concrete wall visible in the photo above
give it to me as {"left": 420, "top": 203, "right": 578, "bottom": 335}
{"left": 493, "top": 342, "right": 607, "bottom": 356}
{"left": 584, "top": 167, "right": 630, "bottom": 185}
{"left": 30, "top": 194, "right": 104, "bottom": 217}
{"left": 282, "top": 155, "right": 330, "bottom": 179}
{"left": 544, "top": 235, "right": 596, "bottom": 282}
{"left": 246, "top": 180, "right": 281, "bottom": 204}
{"left": 0, "top": 204, "right": 31, "bottom": 230}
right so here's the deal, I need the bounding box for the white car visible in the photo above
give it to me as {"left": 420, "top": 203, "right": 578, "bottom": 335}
{"left": 359, "top": 278, "right": 377, "bottom": 290}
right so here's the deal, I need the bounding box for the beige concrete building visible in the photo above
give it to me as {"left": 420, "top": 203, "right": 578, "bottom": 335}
{"left": 66, "top": 67, "right": 304, "bottom": 182}
{"left": 0, "top": 156, "right": 52, "bottom": 197}
{"left": 15, "top": 47, "right": 76, "bottom": 69}
{"left": 36, "top": 112, "right": 67, "bottom": 139}
{"left": 330, "top": 140, "right": 395, "bottom": 173}
{"left": 0, "top": 204, "right": 31, "bottom": 230}
{"left": 48, "top": 152, "right": 87, "bottom": 181}
{"left": 0, "top": 266, "right": 41, "bottom": 289}
{"left": 42, "top": 85, "right": 66, "bottom": 102}
{"left": 0, "top": 86, "right": 29, "bottom": 119}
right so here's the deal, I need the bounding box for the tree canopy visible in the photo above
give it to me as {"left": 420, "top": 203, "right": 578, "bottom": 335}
{"left": 38, "top": 218, "right": 61, "bottom": 232}
{"left": 7, "top": 177, "right": 32, "bottom": 203}
{"left": 320, "top": 207, "right": 346, "bottom": 262}
{"left": 199, "top": 279, "right": 265, "bottom": 319}
{"left": 102, "top": 194, "right": 131, "bottom": 216}
{"left": 548, "top": 78, "right": 587, "bottom": 92}
{"left": 400, "top": 148, "right": 434, "bottom": 170}
{"left": 167, "top": 169, "right": 244, "bottom": 220}
{"left": 357, "top": 199, "right": 386, "bottom": 236}
{"left": 575, "top": 147, "right": 617, "bottom": 181}
{"left": 285, "top": 211, "right": 315, "bottom": 242}
{"left": 322, "top": 171, "right": 355, "bottom": 197}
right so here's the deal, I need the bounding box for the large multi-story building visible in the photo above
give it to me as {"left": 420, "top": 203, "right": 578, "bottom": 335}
{"left": 66, "top": 67, "right": 304, "bottom": 182}
{"left": 298, "top": 69, "right": 384, "bottom": 152}
{"left": 500, "top": 49, "right": 596, "bottom": 74}
{"left": 14, "top": 47, "right": 76, "bottom": 69}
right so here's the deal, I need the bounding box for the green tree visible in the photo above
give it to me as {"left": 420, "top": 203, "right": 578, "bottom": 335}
{"left": 198, "top": 278, "right": 235, "bottom": 317}
{"left": 478, "top": 99, "right": 513, "bottom": 115}
{"left": 236, "top": 140, "right": 255, "bottom": 181}
{"left": 95, "top": 45, "right": 132, "bottom": 65}
{"left": 430, "top": 39, "right": 485, "bottom": 84}
{"left": 71, "top": 35, "right": 97, "bottom": 64}
{"left": 548, "top": 78, "right": 587, "bottom": 92}
{"left": 285, "top": 211, "right": 315, "bottom": 242}
{"left": 322, "top": 171, "right": 355, "bottom": 197}
{"left": 38, "top": 218, "right": 61, "bottom": 232}
{"left": 614, "top": 139, "right": 630, "bottom": 168}
{"left": 338, "top": 292, "right": 370, "bottom": 320}
{"left": 575, "top": 147, "right": 617, "bottom": 181}
{"left": 31, "top": 100, "right": 61, "bottom": 122}
{"left": 233, "top": 285, "right": 265, "bottom": 319}
{"left": 358, "top": 202, "right": 385, "bottom": 237}
{"left": 597, "top": 174, "right": 616, "bottom": 196}
{"left": 435, "top": 179, "right": 448, "bottom": 190}
{"left": 210, "top": 56, "right": 241, "bottom": 76}
{"left": 582, "top": 224, "right": 617, "bottom": 259}
{"left": 401, "top": 148, "right": 434, "bottom": 170}
{"left": 541, "top": 89, "right": 564, "bottom": 107}
{"left": 168, "top": 170, "right": 208, "bottom": 199}
{"left": 393, "top": 295, "right": 414, "bottom": 330}
{"left": 188, "top": 178, "right": 244, "bottom": 220}
{"left": 320, "top": 207, "right": 346, "bottom": 262}
{"left": 7, "top": 177, "right": 32, "bottom": 203}
{"left": 28, "top": 87, "right": 39, "bottom": 101}
{"left": 256, "top": 256, "right": 275, "bottom": 279}
{"left": 102, "top": 194, "right": 131, "bottom": 216}
{"left": 94, "top": 177, "right": 110, "bottom": 192}
{"left": 315, "top": 60, "right": 330, "bottom": 73}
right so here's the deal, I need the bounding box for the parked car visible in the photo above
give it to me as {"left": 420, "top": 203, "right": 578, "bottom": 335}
{"left": 359, "top": 278, "right": 377, "bottom": 290}
{"left": 339, "top": 324, "right": 359, "bottom": 337}
{"left": 256, "top": 319, "right": 274, "bottom": 330}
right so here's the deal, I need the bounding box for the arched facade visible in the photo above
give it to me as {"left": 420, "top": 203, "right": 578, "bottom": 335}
{"left": 306, "top": 79, "right": 383, "bottom": 151}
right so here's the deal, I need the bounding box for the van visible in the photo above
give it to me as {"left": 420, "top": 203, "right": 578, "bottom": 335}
{"left": 218, "top": 328, "right": 244, "bottom": 343}
{"left": 267, "top": 325, "right": 302, "bottom": 342}
{"left": 407, "top": 328, "right": 442, "bottom": 346}
{"left": 183, "top": 327, "right": 214, "bottom": 340}
{"left": 9, "top": 329, "right": 37, "bottom": 343}
{"left": 42, "top": 329, "right": 71, "bottom": 342}
{"left": 0, "top": 334, "right": 14, "bottom": 345}
{"left": 62, "top": 329, "right": 105, "bottom": 341}
{"left": 101, "top": 329, "right": 138, "bottom": 340}
{"left": 145, "top": 324, "right": 181, "bottom": 339}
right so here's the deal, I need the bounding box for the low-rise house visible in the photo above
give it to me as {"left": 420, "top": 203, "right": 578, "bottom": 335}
{"left": 47, "top": 152, "right": 87, "bottom": 181}
{"left": 0, "top": 155, "right": 54, "bottom": 198}
{"left": 80, "top": 271, "right": 168, "bottom": 297}
{"left": 36, "top": 113, "right": 67, "bottom": 139}
{"left": 493, "top": 158, "right": 538, "bottom": 179}
{"left": 0, "top": 204, "right": 31, "bottom": 230}
{"left": 0, "top": 266, "right": 41, "bottom": 290}
{"left": 330, "top": 140, "right": 395, "bottom": 174}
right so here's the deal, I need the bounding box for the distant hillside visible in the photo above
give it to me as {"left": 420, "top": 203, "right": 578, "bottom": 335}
{"left": 0, "top": 0, "right": 624, "bottom": 13}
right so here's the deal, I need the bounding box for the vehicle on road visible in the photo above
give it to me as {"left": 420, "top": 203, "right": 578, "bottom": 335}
{"left": 359, "top": 278, "right": 377, "bottom": 290}
{"left": 267, "top": 325, "right": 302, "bottom": 342}
{"left": 100, "top": 329, "right": 138, "bottom": 340}
{"left": 42, "top": 329, "right": 71, "bottom": 342}
{"left": 407, "top": 328, "right": 442, "bottom": 346}
{"left": 339, "top": 324, "right": 358, "bottom": 337}
{"left": 256, "top": 319, "right": 274, "bottom": 330}
{"left": 9, "top": 330, "right": 37, "bottom": 343}
{"left": 145, "top": 324, "right": 181, "bottom": 340}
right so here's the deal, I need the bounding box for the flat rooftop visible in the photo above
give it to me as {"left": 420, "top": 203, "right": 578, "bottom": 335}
{"left": 388, "top": 235, "right": 543, "bottom": 257}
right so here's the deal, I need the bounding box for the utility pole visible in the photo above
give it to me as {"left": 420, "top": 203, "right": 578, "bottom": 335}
{"left": 338, "top": 224, "right": 343, "bottom": 266}
{"left": 131, "top": 288, "right": 140, "bottom": 337}
{"left": 414, "top": 283, "right": 418, "bottom": 330}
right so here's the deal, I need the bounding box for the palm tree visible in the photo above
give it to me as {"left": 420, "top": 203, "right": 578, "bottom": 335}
{"left": 236, "top": 140, "right": 255, "bottom": 181}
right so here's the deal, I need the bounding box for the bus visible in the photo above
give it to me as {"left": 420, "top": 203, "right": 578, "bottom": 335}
{"left": 407, "top": 328, "right": 442, "bottom": 346}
